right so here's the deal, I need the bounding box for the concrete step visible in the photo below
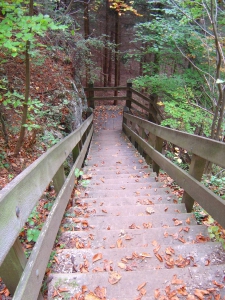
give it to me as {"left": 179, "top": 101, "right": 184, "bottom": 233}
{"left": 87, "top": 182, "right": 164, "bottom": 191}
{"left": 82, "top": 187, "right": 171, "bottom": 198}
{"left": 67, "top": 203, "right": 186, "bottom": 217}
{"left": 81, "top": 172, "right": 156, "bottom": 180}
{"left": 74, "top": 195, "right": 179, "bottom": 206}
{"left": 83, "top": 166, "right": 154, "bottom": 175}
{"left": 58, "top": 225, "right": 210, "bottom": 250}
{"left": 63, "top": 212, "right": 196, "bottom": 231}
{"left": 88, "top": 176, "right": 157, "bottom": 184}
{"left": 51, "top": 242, "right": 225, "bottom": 274}
{"left": 48, "top": 264, "right": 225, "bottom": 299}
{"left": 80, "top": 194, "right": 178, "bottom": 205}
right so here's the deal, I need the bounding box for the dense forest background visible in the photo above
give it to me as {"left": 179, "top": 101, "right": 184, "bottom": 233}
{"left": 0, "top": 0, "right": 225, "bottom": 187}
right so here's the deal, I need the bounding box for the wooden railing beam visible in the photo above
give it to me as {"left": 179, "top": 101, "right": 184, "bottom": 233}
{"left": 0, "top": 238, "right": 27, "bottom": 294}
{"left": 182, "top": 154, "right": 206, "bottom": 212}
{"left": 126, "top": 82, "right": 132, "bottom": 109}
{"left": 53, "top": 164, "right": 66, "bottom": 194}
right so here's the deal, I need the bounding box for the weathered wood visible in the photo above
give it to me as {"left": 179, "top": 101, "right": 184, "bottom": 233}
{"left": 126, "top": 82, "right": 132, "bottom": 109}
{"left": 124, "top": 113, "right": 225, "bottom": 168}
{"left": 152, "top": 136, "right": 163, "bottom": 175}
{"left": 72, "top": 143, "right": 80, "bottom": 163}
{"left": 131, "top": 98, "right": 149, "bottom": 112}
{"left": 0, "top": 238, "right": 27, "bottom": 294}
{"left": 91, "top": 96, "right": 127, "bottom": 101}
{"left": 123, "top": 123, "right": 225, "bottom": 228}
{"left": 13, "top": 126, "right": 93, "bottom": 300}
{"left": 52, "top": 164, "right": 66, "bottom": 194}
{"left": 148, "top": 94, "right": 158, "bottom": 123}
{"left": 84, "top": 86, "right": 127, "bottom": 92}
{"left": 88, "top": 83, "right": 95, "bottom": 109}
{"left": 0, "top": 114, "right": 93, "bottom": 266}
{"left": 182, "top": 155, "right": 206, "bottom": 212}
{"left": 129, "top": 88, "right": 152, "bottom": 103}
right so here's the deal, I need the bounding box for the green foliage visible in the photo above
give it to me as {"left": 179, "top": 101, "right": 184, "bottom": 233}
{"left": 202, "top": 174, "right": 225, "bottom": 198}
{"left": 0, "top": 1, "right": 67, "bottom": 57}
{"left": 75, "top": 168, "right": 83, "bottom": 178}
{"left": 74, "top": 168, "right": 90, "bottom": 187}
{"left": 27, "top": 228, "right": 40, "bottom": 242}
{"left": 208, "top": 225, "right": 225, "bottom": 250}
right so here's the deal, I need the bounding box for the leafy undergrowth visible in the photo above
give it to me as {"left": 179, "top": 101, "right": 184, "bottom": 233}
{"left": 0, "top": 41, "right": 74, "bottom": 190}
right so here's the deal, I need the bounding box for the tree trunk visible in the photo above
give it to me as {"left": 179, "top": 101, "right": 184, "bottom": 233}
{"left": 84, "top": 0, "right": 90, "bottom": 86}
{"left": 14, "top": 0, "right": 33, "bottom": 156}
{"left": 114, "top": 10, "right": 119, "bottom": 105}
{"left": 103, "top": 2, "right": 109, "bottom": 87}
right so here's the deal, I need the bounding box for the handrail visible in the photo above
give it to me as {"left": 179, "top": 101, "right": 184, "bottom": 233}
{"left": 0, "top": 114, "right": 93, "bottom": 298}
{"left": 84, "top": 82, "right": 162, "bottom": 124}
{"left": 123, "top": 112, "right": 225, "bottom": 228}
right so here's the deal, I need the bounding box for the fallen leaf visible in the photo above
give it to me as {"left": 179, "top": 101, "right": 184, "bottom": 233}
{"left": 102, "top": 209, "right": 107, "bottom": 213}
{"left": 165, "top": 247, "right": 175, "bottom": 255}
{"left": 154, "top": 253, "right": 163, "bottom": 262}
{"left": 186, "top": 218, "right": 191, "bottom": 225}
{"left": 212, "top": 280, "right": 224, "bottom": 288}
{"left": 125, "top": 235, "right": 132, "bottom": 240}
{"left": 173, "top": 219, "right": 183, "bottom": 226}
{"left": 118, "top": 262, "right": 126, "bottom": 269}
{"left": 146, "top": 207, "right": 155, "bottom": 214}
{"left": 154, "top": 289, "right": 161, "bottom": 299}
{"left": 137, "top": 282, "right": 146, "bottom": 291}
{"left": 194, "top": 289, "right": 209, "bottom": 299}
{"left": 140, "top": 252, "right": 152, "bottom": 258}
{"left": 92, "top": 253, "right": 103, "bottom": 262}
{"left": 94, "top": 286, "right": 106, "bottom": 298}
{"left": 108, "top": 271, "right": 122, "bottom": 285}
{"left": 82, "top": 285, "right": 88, "bottom": 293}
{"left": 84, "top": 292, "right": 101, "bottom": 300}
{"left": 58, "top": 287, "right": 69, "bottom": 292}
{"left": 171, "top": 274, "right": 184, "bottom": 285}
{"left": 117, "top": 238, "right": 123, "bottom": 248}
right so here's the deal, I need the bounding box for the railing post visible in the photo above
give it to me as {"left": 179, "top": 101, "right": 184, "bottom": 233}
{"left": 148, "top": 93, "right": 158, "bottom": 123}
{"left": 152, "top": 136, "right": 163, "bottom": 176}
{"left": 182, "top": 154, "right": 206, "bottom": 212}
{"left": 126, "top": 82, "right": 132, "bottom": 109}
{"left": 0, "top": 238, "right": 27, "bottom": 294}
{"left": 53, "top": 164, "right": 66, "bottom": 194}
{"left": 88, "top": 83, "right": 95, "bottom": 109}
{"left": 72, "top": 143, "right": 80, "bottom": 163}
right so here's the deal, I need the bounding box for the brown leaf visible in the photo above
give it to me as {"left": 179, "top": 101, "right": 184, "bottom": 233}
{"left": 194, "top": 289, "right": 209, "bottom": 299}
{"left": 154, "top": 253, "right": 163, "bottom": 262}
{"left": 117, "top": 238, "right": 123, "bottom": 248}
{"left": 171, "top": 274, "right": 184, "bottom": 285}
{"left": 84, "top": 292, "right": 101, "bottom": 300}
{"left": 186, "top": 218, "right": 191, "bottom": 225}
{"left": 58, "top": 287, "right": 69, "bottom": 293}
{"left": 118, "top": 262, "right": 126, "bottom": 269}
{"left": 140, "top": 252, "right": 152, "bottom": 258}
{"left": 212, "top": 280, "right": 224, "bottom": 288}
{"left": 108, "top": 271, "right": 122, "bottom": 285}
{"left": 154, "top": 289, "right": 161, "bottom": 299}
{"left": 165, "top": 247, "right": 175, "bottom": 255}
{"left": 82, "top": 285, "right": 88, "bottom": 293}
{"left": 177, "top": 286, "right": 188, "bottom": 296}
{"left": 94, "top": 286, "right": 106, "bottom": 298}
{"left": 140, "top": 288, "right": 147, "bottom": 296}
{"left": 125, "top": 235, "right": 132, "bottom": 240}
{"left": 187, "top": 295, "right": 197, "bottom": 300}
{"left": 173, "top": 219, "right": 183, "bottom": 226}
{"left": 92, "top": 253, "right": 103, "bottom": 262}
{"left": 137, "top": 282, "right": 146, "bottom": 291}
{"left": 102, "top": 209, "right": 107, "bottom": 213}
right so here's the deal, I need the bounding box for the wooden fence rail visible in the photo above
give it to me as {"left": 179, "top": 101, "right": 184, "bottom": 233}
{"left": 0, "top": 114, "right": 93, "bottom": 299}
{"left": 123, "top": 111, "right": 225, "bottom": 228}
{"left": 84, "top": 82, "right": 163, "bottom": 124}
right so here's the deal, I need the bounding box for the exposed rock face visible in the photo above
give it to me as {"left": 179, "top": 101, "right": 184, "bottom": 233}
{"left": 69, "top": 74, "right": 88, "bottom": 131}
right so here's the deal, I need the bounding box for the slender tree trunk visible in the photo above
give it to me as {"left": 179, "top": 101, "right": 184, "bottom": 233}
{"left": 84, "top": 0, "right": 90, "bottom": 86}
{"left": 14, "top": 0, "right": 33, "bottom": 156}
{"left": 108, "top": 30, "right": 113, "bottom": 86}
{"left": 103, "top": 2, "right": 109, "bottom": 87}
{"left": 114, "top": 10, "right": 119, "bottom": 105}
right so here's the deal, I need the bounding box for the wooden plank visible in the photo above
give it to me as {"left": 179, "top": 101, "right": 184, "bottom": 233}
{"left": 126, "top": 82, "right": 132, "bottom": 109}
{"left": 0, "top": 114, "right": 93, "bottom": 266}
{"left": 52, "top": 164, "right": 65, "bottom": 194}
{"left": 182, "top": 155, "right": 206, "bottom": 212}
{"left": 123, "top": 123, "right": 225, "bottom": 228}
{"left": 131, "top": 99, "right": 150, "bottom": 112}
{"left": 124, "top": 113, "right": 225, "bottom": 168}
{"left": 13, "top": 126, "right": 93, "bottom": 300}
{"left": 130, "top": 88, "right": 151, "bottom": 103}
{"left": 0, "top": 238, "right": 27, "bottom": 294}
{"left": 91, "top": 96, "right": 127, "bottom": 101}
{"left": 84, "top": 86, "right": 127, "bottom": 92}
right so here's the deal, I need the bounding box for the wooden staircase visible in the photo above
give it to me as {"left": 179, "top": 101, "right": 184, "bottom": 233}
{"left": 47, "top": 110, "right": 225, "bottom": 299}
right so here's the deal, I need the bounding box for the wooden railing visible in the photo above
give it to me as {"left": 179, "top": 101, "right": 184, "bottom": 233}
{"left": 0, "top": 114, "right": 93, "bottom": 299}
{"left": 123, "top": 111, "right": 225, "bottom": 228}
{"left": 84, "top": 82, "right": 163, "bottom": 124}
